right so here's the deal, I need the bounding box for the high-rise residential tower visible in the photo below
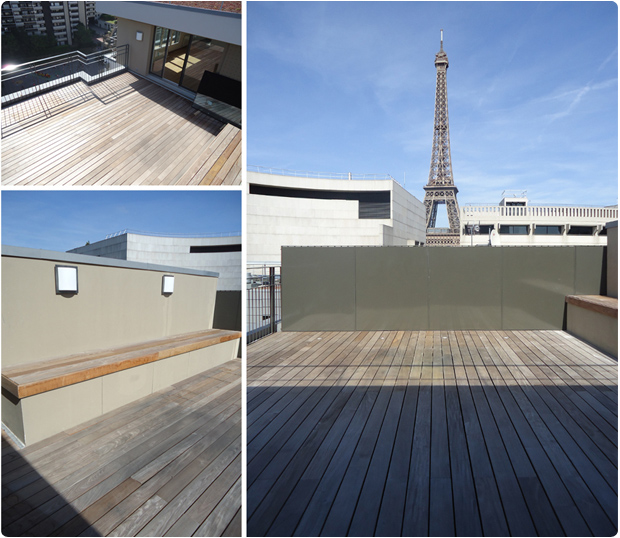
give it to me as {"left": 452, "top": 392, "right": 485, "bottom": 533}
{"left": 1, "top": 1, "right": 96, "bottom": 47}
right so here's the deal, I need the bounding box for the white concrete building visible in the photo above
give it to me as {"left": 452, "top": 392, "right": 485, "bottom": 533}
{"left": 69, "top": 231, "right": 241, "bottom": 291}
{"left": 461, "top": 192, "right": 618, "bottom": 246}
{"left": 247, "top": 169, "right": 427, "bottom": 265}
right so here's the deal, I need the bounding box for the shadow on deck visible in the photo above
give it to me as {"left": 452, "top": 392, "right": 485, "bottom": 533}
{"left": 247, "top": 330, "right": 618, "bottom": 537}
{"left": 2, "top": 360, "right": 242, "bottom": 537}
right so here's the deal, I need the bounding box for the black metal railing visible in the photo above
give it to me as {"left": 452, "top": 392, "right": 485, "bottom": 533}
{"left": 1, "top": 44, "right": 129, "bottom": 106}
{"left": 247, "top": 266, "right": 281, "bottom": 344}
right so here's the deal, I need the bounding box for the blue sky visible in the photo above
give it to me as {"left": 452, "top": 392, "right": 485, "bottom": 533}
{"left": 1, "top": 191, "right": 241, "bottom": 252}
{"left": 248, "top": 1, "right": 618, "bottom": 214}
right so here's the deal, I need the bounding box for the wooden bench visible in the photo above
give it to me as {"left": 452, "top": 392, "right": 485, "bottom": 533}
{"left": 566, "top": 295, "right": 618, "bottom": 318}
{"left": 565, "top": 294, "right": 617, "bottom": 358}
{"left": 2, "top": 328, "right": 241, "bottom": 399}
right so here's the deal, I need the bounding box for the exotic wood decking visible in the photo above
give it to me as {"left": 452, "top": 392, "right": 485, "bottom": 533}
{"left": 1, "top": 72, "right": 241, "bottom": 186}
{"left": 247, "top": 330, "right": 617, "bottom": 537}
{"left": 2, "top": 360, "right": 241, "bottom": 537}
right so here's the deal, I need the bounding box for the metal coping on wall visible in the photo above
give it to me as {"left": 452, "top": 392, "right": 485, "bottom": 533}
{"left": 2, "top": 246, "right": 220, "bottom": 278}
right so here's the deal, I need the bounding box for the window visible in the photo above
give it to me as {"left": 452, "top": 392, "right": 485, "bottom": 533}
{"left": 499, "top": 225, "right": 528, "bottom": 235}
{"left": 567, "top": 226, "right": 594, "bottom": 235}
{"left": 534, "top": 226, "right": 562, "bottom": 235}
{"left": 190, "top": 244, "right": 241, "bottom": 253}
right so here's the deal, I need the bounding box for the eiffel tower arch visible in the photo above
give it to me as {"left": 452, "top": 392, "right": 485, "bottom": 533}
{"left": 423, "top": 30, "right": 461, "bottom": 246}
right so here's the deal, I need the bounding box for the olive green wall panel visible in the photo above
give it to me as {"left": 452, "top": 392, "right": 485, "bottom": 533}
{"left": 574, "top": 246, "right": 606, "bottom": 295}
{"left": 355, "top": 247, "right": 428, "bottom": 330}
{"left": 281, "top": 246, "right": 606, "bottom": 332}
{"left": 501, "top": 247, "right": 576, "bottom": 329}
{"left": 282, "top": 247, "right": 356, "bottom": 331}
{"left": 428, "top": 247, "right": 502, "bottom": 330}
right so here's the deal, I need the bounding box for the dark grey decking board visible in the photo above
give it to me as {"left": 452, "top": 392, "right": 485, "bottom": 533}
{"left": 2, "top": 360, "right": 241, "bottom": 537}
{"left": 247, "top": 330, "right": 618, "bottom": 537}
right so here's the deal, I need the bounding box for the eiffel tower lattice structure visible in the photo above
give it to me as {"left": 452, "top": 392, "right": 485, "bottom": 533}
{"left": 423, "top": 29, "right": 461, "bottom": 246}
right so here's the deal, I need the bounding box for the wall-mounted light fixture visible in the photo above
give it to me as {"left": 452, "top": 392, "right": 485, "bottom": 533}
{"left": 136, "top": 31, "right": 143, "bottom": 41}
{"left": 162, "top": 274, "right": 174, "bottom": 295}
{"left": 55, "top": 265, "right": 78, "bottom": 294}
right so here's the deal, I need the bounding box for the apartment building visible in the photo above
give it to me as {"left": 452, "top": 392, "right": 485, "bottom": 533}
{"left": 1, "top": 1, "right": 96, "bottom": 46}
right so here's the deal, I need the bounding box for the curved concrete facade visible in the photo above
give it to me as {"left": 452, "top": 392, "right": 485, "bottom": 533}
{"left": 70, "top": 232, "right": 241, "bottom": 291}
{"left": 247, "top": 172, "right": 426, "bottom": 265}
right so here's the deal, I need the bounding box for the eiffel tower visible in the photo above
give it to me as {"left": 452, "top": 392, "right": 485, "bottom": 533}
{"left": 423, "top": 29, "right": 461, "bottom": 246}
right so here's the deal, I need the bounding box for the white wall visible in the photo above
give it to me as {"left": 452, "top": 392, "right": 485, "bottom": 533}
{"left": 247, "top": 172, "right": 426, "bottom": 265}
{"left": 70, "top": 234, "right": 241, "bottom": 291}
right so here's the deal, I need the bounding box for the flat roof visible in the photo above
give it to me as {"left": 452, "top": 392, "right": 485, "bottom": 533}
{"left": 2, "top": 245, "right": 220, "bottom": 278}
{"left": 96, "top": 0, "right": 241, "bottom": 46}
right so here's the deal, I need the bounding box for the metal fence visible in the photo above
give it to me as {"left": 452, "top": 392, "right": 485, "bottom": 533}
{"left": 247, "top": 265, "right": 281, "bottom": 344}
{"left": 1, "top": 44, "right": 129, "bottom": 106}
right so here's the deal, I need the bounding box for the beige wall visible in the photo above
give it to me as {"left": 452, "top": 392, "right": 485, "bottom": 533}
{"left": 116, "top": 18, "right": 241, "bottom": 82}
{"left": 2, "top": 255, "right": 217, "bottom": 367}
{"left": 116, "top": 17, "right": 155, "bottom": 75}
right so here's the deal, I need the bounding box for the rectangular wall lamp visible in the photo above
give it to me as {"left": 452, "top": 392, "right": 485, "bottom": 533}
{"left": 55, "top": 265, "right": 78, "bottom": 294}
{"left": 136, "top": 31, "right": 143, "bottom": 41}
{"left": 162, "top": 274, "right": 175, "bottom": 295}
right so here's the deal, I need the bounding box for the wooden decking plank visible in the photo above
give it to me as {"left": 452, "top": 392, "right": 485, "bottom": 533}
{"left": 247, "top": 331, "right": 617, "bottom": 537}
{"left": 3, "top": 360, "right": 240, "bottom": 537}
{"left": 445, "top": 378, "right": 483, "bottom": 536}
{"left": 374, "top": 381, "right": 419, "bottom": 537}
{"left": 193, "top": 477, "right": 242, "bottom": 537}
{"left": 89, "top": 414, "right": 240, "bottom": 536}
{"left": 135, "top": 435, "right": 240, "bottom": 537}
{"left": 483, "top": 376, "right": 593, "bottom": 535}
{"left": 259, "top": 334, "right": 401, "bottom": 536}
{"left": 247, "top": 333, "right": 357, "bottom": 449}
{"left": 1, "top": 73, "right": 241, "bottom": 186}
{"left": 265, "top": 380, "right": 377, "bottom": 536}
{"left": 260, "top": 334, "right": 396, "bottom": 535}
{"left": 401, "top": 383, "right": 431, "bottom": 537}
{"left": 347, "top": 384, "right": 407, "bottom": 536}
{"left": 163, "top": 453, "right": 241, "bottom": 536}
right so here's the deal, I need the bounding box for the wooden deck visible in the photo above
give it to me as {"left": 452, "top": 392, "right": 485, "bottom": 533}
{"left": 247, "top": 330, "right": 618, "bottom": 537}
{"left": 1, "top": 72, "right": 241, "bottom": 186}
{"left": 2, "top": 360, "right": 241, "bottom": 537}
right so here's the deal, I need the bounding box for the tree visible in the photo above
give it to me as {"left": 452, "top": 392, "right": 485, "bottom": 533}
{"left": 72, "top": 23, "right": 94, "bottom": 49}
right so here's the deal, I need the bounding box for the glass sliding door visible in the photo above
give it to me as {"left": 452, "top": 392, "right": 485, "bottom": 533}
{"left": 150, "top": 26, "right": 169, "bottom": 77}
{"left": 163, "top": 31, "right": 190, "bottom": 84}
{"left": 180, "top": 37, "right": 226, "bottom": 92}
{"left": 150, "top": 26, "right": 229, "bottom": 92}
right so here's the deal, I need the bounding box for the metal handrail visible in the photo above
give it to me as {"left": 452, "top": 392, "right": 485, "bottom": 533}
{"left": 1, "top": 44, "right": 129, "bottom": 105}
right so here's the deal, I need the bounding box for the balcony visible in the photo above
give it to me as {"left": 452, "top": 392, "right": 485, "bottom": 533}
{"left": 1, "top": 49, "right": 241, "bottom": 186}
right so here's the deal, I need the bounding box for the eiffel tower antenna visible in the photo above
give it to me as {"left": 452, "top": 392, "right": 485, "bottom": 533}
{"left": 422, "top": 29, "right": 461, "bottom": 246}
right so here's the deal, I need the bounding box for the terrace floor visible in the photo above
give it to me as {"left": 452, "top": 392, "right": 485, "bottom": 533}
{"left": 247, "top": 330, "right": 617, "bottom": 537}
{"left": 1, "top": 72, "right": 241, "bottom": 186}
{"left": 2, "top": 359, "right": 241, "bottom": 537}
